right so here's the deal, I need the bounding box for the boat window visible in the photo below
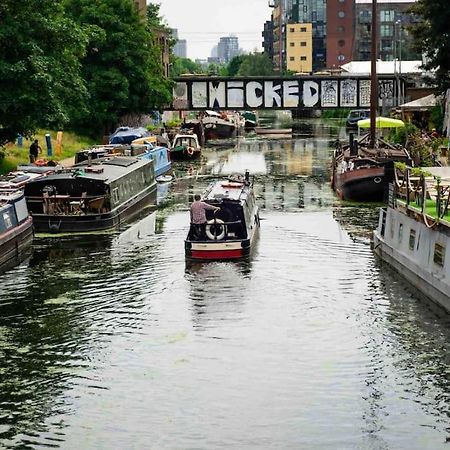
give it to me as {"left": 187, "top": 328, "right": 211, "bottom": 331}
{"left": 3, "top": 212, "right": 13, "bottom": 229}
{"left": 112, "top": 188, "right": 119, "bottom": 205}
{"left": 390, "top": 218, "right": 394, "bottom": 239}
{"left": 433, "top": 243, "right": 445, "bottom": 267}
{"left": 409, "top": 229, "right": 415, "bottom": 251}
{"left": 398, "top": 223, "right": 403, "bottom": 243}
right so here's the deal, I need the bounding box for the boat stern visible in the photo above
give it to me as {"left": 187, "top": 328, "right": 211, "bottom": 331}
{"left": 185, "top": 239, "right": 250, "bottom": 261}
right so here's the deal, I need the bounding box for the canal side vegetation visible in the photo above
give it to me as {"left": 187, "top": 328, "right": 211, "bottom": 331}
{"left": 0, "top": 0, "right": 172, "bottom": 172}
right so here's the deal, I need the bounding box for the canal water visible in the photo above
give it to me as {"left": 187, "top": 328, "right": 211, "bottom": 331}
{"left": 1, "top": 120, "right": 450, "bottom": 449}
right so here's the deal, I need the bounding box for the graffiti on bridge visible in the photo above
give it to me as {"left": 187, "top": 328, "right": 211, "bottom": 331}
{"left": 172, "top": 77, "right": 399, "bottom": 110}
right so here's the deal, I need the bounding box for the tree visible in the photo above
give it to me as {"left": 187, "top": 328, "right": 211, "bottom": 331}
{"left": 66, "top": 0, "right": 172, "bottom": 136}
{"left": 0, "top": 0, "right": 88, "bottom": 146}
{"left": 237, "top": 53, "right": 275, "bottom": 77}
{"left": 410, "top": 0, "right": 450, "bottom": 92}
{"left": 170, "top": 57, "right": 204, "bottom": 77}
{"left": 226, "top": 55, "right": 245, "bottom": 76}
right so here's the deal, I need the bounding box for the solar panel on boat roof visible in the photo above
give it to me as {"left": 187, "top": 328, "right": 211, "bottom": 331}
{"left": 103, "top": 157, "right": 138, "bottom": 167}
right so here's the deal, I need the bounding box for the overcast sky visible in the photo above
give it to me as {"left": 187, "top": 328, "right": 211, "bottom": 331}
{"left": 155, "top": 0, "right": 272, "bottom": 60}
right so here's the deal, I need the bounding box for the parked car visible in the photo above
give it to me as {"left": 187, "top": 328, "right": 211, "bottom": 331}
{"left": 345, "top": 109, "right": 371, "bottom": 129}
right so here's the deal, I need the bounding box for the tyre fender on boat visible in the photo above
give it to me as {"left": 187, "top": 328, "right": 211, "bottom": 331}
{"left": 206, "top": 218, "right": 226, "bottom": 240}
{"left": 187, "top": 146, "right": 194, "bottom": 156}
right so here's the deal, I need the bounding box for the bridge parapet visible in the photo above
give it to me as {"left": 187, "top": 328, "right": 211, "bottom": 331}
{"left": 172, "top": 76, "right": 402, "bottom": 110}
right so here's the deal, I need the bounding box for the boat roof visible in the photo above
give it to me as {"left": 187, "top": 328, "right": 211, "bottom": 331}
{"left": 0, "top": 189, "right": 23, "bottom": 207}
{"left": 29, "top": 156, "right": 151, "bottom": 185}
{"left": 203, "top": 179, "right": 251, "bottom": 203}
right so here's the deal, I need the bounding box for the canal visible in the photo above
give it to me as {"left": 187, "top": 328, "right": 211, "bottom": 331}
{"left": 1, "top": 120, "right": 450, "bottom": 449}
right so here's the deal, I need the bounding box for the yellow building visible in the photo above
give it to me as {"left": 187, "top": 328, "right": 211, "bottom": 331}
{"left": 286, "top": 23, "right": 312, "bottom": 74}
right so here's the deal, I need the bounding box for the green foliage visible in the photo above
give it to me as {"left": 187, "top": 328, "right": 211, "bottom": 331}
{"left": 429, "top": 104, "right": 444, "bottom": 132}
{"left": 236, "top": 52, "right": 275, "bottom": 76}
{"left": 170, "top": 57, "right": 204, "bottom": 77}
{"left": 389, "top": 122, "right": 418, "bottom": 146}
{"left": 0, "top": 0, "right": 88, "bottom": 146}
{"left": 321, "top": 109, "right": 351, "bottom": 119}
{"left": 410, "top": 0, "right": 450, "bottom": 92}
{"left": 226, "top": 55, "right": 245, "bottom": 76}
{"left": 66, "top": 0, "right": 172, "bottom": 137}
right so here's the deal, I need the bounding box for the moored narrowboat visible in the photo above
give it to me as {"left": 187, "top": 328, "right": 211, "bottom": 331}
{"left": 0, "top": 190, "right": 33, "bottom": 272}
{"left": 24, "top": 156, "right": 156, "bottom": 234}
{"left": 185, "top": 172, "right": 260, "bottom": 261}
{"left": 75, "top": 143, "right": 171, "bottom": 177}
{"left": 171, "top": 133, "right": 201, "bottom": 160}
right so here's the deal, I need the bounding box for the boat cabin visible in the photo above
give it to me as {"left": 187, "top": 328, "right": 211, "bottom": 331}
{"left": 24, "top": 156, "right": 156, "bottom": 233}
{"left": 185, "top": 174, "right": 260, "bottom": 260}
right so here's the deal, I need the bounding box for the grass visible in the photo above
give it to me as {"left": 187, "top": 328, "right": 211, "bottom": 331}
{"left": 0, "top": 130, "right": 96, "bottom": 174}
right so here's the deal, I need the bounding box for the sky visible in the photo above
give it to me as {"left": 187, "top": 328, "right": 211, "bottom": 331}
{"left": 155, "top": 0, "right": 272, "bottom": 60}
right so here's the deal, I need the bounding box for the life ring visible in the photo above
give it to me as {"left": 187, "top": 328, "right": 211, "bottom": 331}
{"left": 187, "top": 146, "right": 194, "bottom": 156}
{"left": 374, "top": 177, "right": 382, "bottom": 184}
{"left": 205, "top": 218, "right": 226, "bottom": 240}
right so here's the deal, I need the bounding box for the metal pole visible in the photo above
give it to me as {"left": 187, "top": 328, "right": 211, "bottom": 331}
{"left": 279, "top": 0, "right": 283, "bottom": 72}
{"left": 399, "top": 23, "right": 402, "bottom": 104}
{"left": 370, "top": 0, "right": 378, "bottom": 148}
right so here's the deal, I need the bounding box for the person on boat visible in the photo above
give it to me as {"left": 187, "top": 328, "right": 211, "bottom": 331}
{"left": 29, "top": 139, "right": 42, "bottom": 164}
{"left": 190, "top": 194, "right": 220, "bottom": 240}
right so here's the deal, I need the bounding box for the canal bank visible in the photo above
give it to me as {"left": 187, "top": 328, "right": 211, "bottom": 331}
{"left": 0, "top": 120, "right": 449, "bottom": 449}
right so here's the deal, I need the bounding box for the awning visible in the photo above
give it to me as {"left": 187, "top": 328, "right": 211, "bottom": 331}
{"left": 357, "top": 117, "right": 405, "bottom": 128}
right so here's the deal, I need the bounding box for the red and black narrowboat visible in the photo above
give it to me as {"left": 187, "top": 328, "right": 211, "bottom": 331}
{"left": 185, "top": 172, "right": 260, "bottom": 261}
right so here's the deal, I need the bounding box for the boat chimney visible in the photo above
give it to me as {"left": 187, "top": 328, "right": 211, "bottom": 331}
{"left": 245, "top": 170, "right": 250, "bottom": 183}
{"left": 349, "top": 133, "right": 358, "bottom": 156}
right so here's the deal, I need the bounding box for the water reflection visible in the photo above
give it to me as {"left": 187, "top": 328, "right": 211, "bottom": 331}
{"left": 1, "top": 120, "right": 450, "bottom": 449}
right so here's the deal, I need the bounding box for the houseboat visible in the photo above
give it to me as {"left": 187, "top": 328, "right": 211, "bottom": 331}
{"left": 171, "top": 133, "right": 201, "bottom": 160}
{"left": 373, "top": 167, "right": 450, "bottom": 314}
{"left": 24, "top": 156, "right": 156, "bottom": 234}
{"left": 331, "top": 134, "right": 410, "bottom": 202}
{"left": 0, "top": 189, "right": 33, "bottom": 272}
{"left": 75, "top": 143, "right": 171, "bottom": 177}
{"left": 202, "top": 110, "right": 238, "bottom": 141}
{"left": 185, "top": 172, "right": 260, "bottom": 261}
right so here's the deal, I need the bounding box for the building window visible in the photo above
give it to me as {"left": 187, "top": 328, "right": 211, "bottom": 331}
{"left": 380, "top": 24, "right": 393, "bottom": 37}
{"left": 290, "top": 42, "right": 295, "bottom": 47}
{"left": 290, "top": 27, "right": 295, "bottom": 32}
{"left": 398, "top": 223, "right": 403, "bottom": 243}
{"left": 380, "top": 10, "right": 395, "bottom": 22}
{"left": 338, "top": 39, "right": 345, "bottom": 47}
{"left": 337, "top": 26, "right": 345, "bottom": 33}
{"left": 290, "top": 57, "right": 295, "bottom": 61}
{"left": 338, "top": 11, "right": 345, "bottom": 18}
{"left": 300, "top": 56, "right": 307, "bottom": 61}
{"left": 300, "top": 27, "right": 307, "bottom": 32}
{"left": 301, "top": 42, "right": 307, "bottom": 47}
{"left": 409, "top": 229, "right": 416, "bottom": 251}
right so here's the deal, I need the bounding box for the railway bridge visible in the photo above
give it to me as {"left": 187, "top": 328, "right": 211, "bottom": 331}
{"left": 171, "top": 75, "right": 404, "bottom": 111}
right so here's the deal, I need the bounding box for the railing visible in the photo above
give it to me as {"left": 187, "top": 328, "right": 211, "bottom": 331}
{"left": 27, "top": 194, "right": 108, "bottom": 216}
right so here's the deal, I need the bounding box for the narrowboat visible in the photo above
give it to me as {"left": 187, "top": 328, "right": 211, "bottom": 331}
{"left": 171, "top": 133, "right": 201, "bottom": 160}
{"left": 373, "top": 167, "right": 450, "bottom": 314}
{"left": 0, "top": 190, "right": 33, "bottom": 272}
{"left": 75, "top": 143, "right": 171, "bottom": 177}
{"left": 202, "top": 110, "right": 238, "bottom": 141}
{"left": 24, "top": 156, "right": 156, "bottom": 234}
{"left": 185, "top": 172, "right": 260, "bottom": 261}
